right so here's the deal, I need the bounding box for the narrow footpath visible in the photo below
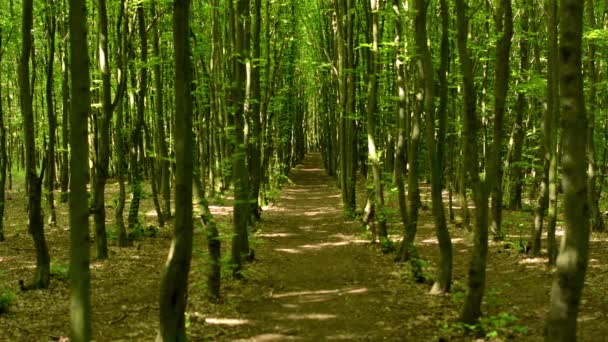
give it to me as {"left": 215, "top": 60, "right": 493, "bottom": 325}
{"left": 218, "top": 153, "right": 441, "bottom": 341}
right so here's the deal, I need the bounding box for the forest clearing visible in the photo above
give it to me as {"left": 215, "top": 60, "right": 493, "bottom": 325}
{"left": 0, "top": 0, "right": 604, "bottom": 340}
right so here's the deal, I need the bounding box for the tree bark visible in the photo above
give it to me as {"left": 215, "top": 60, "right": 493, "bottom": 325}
{"left": 151, "top": 0, "right": 171, "bottom": 222}
{"left": 366, "top": 0, "right": 390, "bottom": 249}
{"left": 68, "top": 0, "right": 92, "bottom": 338}
{"left": 230, "top": 0, "right": 252, "bottom": 277}
{"left": 0, "top": 30, "right": 6, "bottom": 242}
{"left": 20, "top": 0, "right": 51, "bottom": 290}
{"left": 157, "top": 0, "right": 194, "bottom": 339}
{"left": 456, "top": 0, "right": 490, "bottom": 324}
{"left": 93, "top": 0, "right": 112, "bottom": 260}
{"left": 45, "top": 0, "right": 58, "bottom": 226}
{"left": 489, "top": 0, "right": 513, "bottom": 240}
{"left": 415, "top": 0, "right": 453, "bottom": 294}
{"left": 546, "top": 0, "right": 590, "bottom": 339}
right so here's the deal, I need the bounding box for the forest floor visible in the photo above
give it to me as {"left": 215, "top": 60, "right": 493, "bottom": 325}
{"left": 1, "top": 152, "right": 608, "bottom": 341}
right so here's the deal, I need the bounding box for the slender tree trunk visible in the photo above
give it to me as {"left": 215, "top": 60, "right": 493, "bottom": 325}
{"left": 68, "top": 0, "right": 92, "bottom": 338}
{"left": 489, "top": 0, "right": 513, "bottom": 240}
{"left": 366, "top": 0, "right": 389, "bottom": 249}
{"left": 230, "top": 0, "right": 252, "bottom": 277}
{"left": 157, "top": 0, "right": 194, "bottom": 339}
{"left": 546, "top": 0, "right": 559, "bottom": 264}
{"left": 127, "top": 3, "right": 148, "bottom": 229}
{"left": 93, "top": 0, "right": 113, "bottom": 260}
{"left": 45, "top": 0, "right": 57, "bottom": 226}
{"left": 456, "top": 0, "right": 490, "bottom": 324}
{"left": 546, "top": 1, "right": 590, "bottom": 339}
{"left": 507, "top": 0, "right": 530, "bottom": 210}
{"left": 59, "top": 4, "right": 70, "bottom": 204}
{"left": 586, "top": 0, "right": 604, "bottom": 233}
{"left": 248, "top": 0, "right": 263, "bottom": 222}
{"left": 114, "top": 0, "right": 129, "bottom": 247}
{"left": 392, "top": 0, "right": 421, "bottom": 280}
{"left": 415, "top": 0, "right": 453, "bottom": 294}
{"left": 20, "top": 0, "right": 50, "bottom": 290}
{"left": 0, "top": 30, "right": 6, "bottom": 242}
{"left": 151, "top": 0, "right": 171, "bottom": 221}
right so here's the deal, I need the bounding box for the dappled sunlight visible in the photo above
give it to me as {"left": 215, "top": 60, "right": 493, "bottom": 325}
{"left": 327, "top": 334, "right": 358, "bottom": 340}
{"left": 204, "top": 317, "right": 251, "bottom": 326}
{"left": 303, "top": 208, "right": 341, "bottom": 216}
{"left": 421, "top": 237, "right": 464, "bottom": 245}
{"left": 329, "top": 233, "right": 369, "bottom": 244}
{"left": 518, "top": 257, "right": 547, "bottom": 265}
{"left": 285, "top": 313, "right": 336, "bottom": 320}
{"left": 208, "top": 205, "right": 233, "bottom": 216}
{"left": 300, "top": 241, "right": 350, "bottom": 249}
{"left": 258, "top": 233, "right": 294, "bottom": 238}
{"left": 273, "top": 287, "right": 368, "bottom": 299}
{"left": 144, "top": 210, "right": 158, "bottom": 218}
{"left": 90, "top": 262, "right": 107, "bottom": 270}
{"left": 282, "top": 303, "right": 300, "bottom": 309}
{"left": 237, "top": 333, "right": 300, "bottom": 341}
{"left": 275, "top": 248, "right": 303, "bottom": 254}
{"left": 296, "top": 168, "right": 325, "bottom": 172}
{"left": 299, "top": 225, "right": 328, "bottom": 232}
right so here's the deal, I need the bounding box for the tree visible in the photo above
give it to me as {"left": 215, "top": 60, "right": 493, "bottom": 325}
{"left": 414, "top": 0, "right": 453, "bottom": 294}
{"left": 45, "top": 0, "right": 58, "bottom": 226}
{"left": 455, "top": 0, "right": 491, "bottom": 324}
{"left": 68, "top": 0, "right": 92, "bottom": 338}
{"left": 157, "top": 0, "right": 194, "bottom": 338}
{"left": 93, "top": 0, "right": 112, "bottom": 260}
{"left": 20, "top": 0, "right": 51, "bottom": 290}
{"left": 489, "top": 0, "right": 513, "bottom": 240}
{"left": 0, "top": 29, "right": 6, "bottom": 242}
{"left": 230, "top": 0, "right": 252, "bottom": 276}
{"left": 545, "top": 0, "right": 590, "bottom": 339}
{"left": 365, "top": 0, "right": 390, "bottom": 249}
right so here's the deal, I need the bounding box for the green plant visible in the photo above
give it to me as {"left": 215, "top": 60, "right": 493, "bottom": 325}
{"left": 439, "top": 311, "right": 528, "bottom": 340}
{"left": 0, "top": 289, "right": 16, "bottom": 314}
{"left": 51, "top": 263, "right": 70, "bottom": 281}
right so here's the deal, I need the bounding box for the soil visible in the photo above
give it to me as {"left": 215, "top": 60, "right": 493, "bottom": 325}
{"left": 1, "top": 152, "right": 608, "bottom": 341}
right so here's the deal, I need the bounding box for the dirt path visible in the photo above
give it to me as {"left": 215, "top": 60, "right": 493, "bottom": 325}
{"left": 212, "top": 153, "right": 435, "bottom": 341}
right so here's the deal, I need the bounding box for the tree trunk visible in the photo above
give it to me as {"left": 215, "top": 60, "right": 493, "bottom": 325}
{"left": 230, "top": 0, "right": 252, "bottom": 277}
{"left": 20, "top": 0, "right": 50, "bottom": 290}
{"left": 59, "top": 6, "right": 70, "bottom": 204}
{"left": 93, "top": 0, "right": 112, "bottom": 260}
{"left": 248, "top": 0, "right": 263, "bottom": 222}
{"left": 45, "top": 0, "right": 57, "bottom": 226}
{"left": 456, "top": 0, "right": 490, "bottom": 324}
{"left": 366, "top": 0, "right": 389, "bottom": 249}
{"left": 545, "top": 0, "right": 559, "bottom": 264}
{"left": 507, "top": 0, "right": 530, "bottom": 210}
{"left": 545, "top": 1, "right": 590, "bottom": 339}
{"left": 151, "top": 0, "right": 171, "bottom": 221}
{"left": 415, "top": 0, "right": 453, "bottom": 294}
{"left": 157, "top": 0, "right": 194, "bottom": 339}
{"left": 489, "top": 0, "right": 512, "bottom": 241}
{"left": 0, "top": 30, "right": 6, "bottom": 242}
{"left": 68, "top": 0, "right": 92, "bottom": 338}
{"left": 586, "top": 0, "right": 604, "bottom": 233}
{"left": 127, "top": 3, "right": 148, "bottom": 229}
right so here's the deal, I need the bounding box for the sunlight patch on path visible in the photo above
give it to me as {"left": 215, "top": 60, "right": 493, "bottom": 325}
{"left": 285, "top": 313, "right": 336, "bottom": 320}
{"left": 272, "top": 287, "right": 368, "bottom": 299}
{"left": 204, "top": 317, "right": 251, "bottom": 326}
